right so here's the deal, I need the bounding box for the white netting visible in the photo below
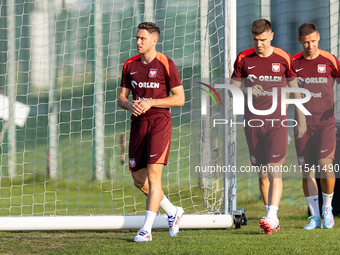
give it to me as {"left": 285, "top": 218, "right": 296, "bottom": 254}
{"left": 235, "top": 0, "right": 339, "bottom": 207}
{"left": 2, "top": 0, "right": 334, "bottom": 220}
{"left": 0, "top": 0, "right": 231, "bottom": 217}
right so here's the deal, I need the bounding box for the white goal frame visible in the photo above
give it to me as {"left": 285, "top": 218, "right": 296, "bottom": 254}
{"left": 0, "top": 0, "right": 237, "bottom": 231}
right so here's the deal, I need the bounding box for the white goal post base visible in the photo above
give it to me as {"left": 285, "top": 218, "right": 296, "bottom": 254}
{"left": 0, "top": 214, "right": 233, "bottom": 231}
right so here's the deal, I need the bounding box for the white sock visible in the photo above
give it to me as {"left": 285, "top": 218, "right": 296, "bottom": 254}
{"left": 264, "top": 205, "right": 269, "bottom": 213}
{"left": 322, "top": 192, "right": 334, "bottom": 209}
{"left": 266, "top": 205, "right": 278, "bottom": 220}
{"left": 141, "top": 210, "right": 157, "bottom": 233}
{"left": 306, "top": 195, "right": 320, "bottom": 218}
{"left": 160, "top": 196, "right": 177, "bottom": 216}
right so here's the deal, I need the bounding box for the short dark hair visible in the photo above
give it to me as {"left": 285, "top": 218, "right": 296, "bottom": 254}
{"left": 138, "top": 22, "right": 160, "bottom": 37}
{"left": 298, "top": 23, "right": 318, "bottom": 38}
{"left": 251, "top": 19, "right": 272, "bottom": 35}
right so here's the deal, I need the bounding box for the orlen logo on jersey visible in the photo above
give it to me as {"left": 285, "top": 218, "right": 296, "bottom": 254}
{"left": 297, "top": 77, "right": 328, "bottom": 85}
{"left": 247, "top": 74, "right": 282, "bottom": 82}
{"left": 318, "top": 64, "right": 326, "bottom": 73}
{"left": 131, "top": 80, "right": 159, "bottom": 89}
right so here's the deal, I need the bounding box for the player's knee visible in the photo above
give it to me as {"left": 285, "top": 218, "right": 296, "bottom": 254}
{"left": 147, "top": 172, "right": 162, "bottom": 185}
{"left": 133, "top": 179, "right": 144, "bottom": 190}
{"left": 259, "top": 177, "right": 269, "bottom": 186}
{"left": 134, "top": 180, "right": 149, "bottom": 195}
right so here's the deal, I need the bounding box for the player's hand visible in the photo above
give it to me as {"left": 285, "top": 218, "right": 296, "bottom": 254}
{"left": 128, "top": 100, "right": 144, "bottom": 116}
{"left": 251, "top": 85, "right": 264, "bottom": 96}
{"left": 136, "top": 100, "right": 153, "bottom": 113}
{"left": 295, "top": 119, "right": 307, "bottom": 139}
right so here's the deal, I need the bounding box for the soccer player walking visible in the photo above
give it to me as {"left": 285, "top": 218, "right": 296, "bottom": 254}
{"left": 118, "top": 22, "right": 185, "bottom": 241}
{"left": 293, "top": 23, "right": 340, "bottom": 229}
{"left": 231, "top": 19, "right": 307, "bottom": 234}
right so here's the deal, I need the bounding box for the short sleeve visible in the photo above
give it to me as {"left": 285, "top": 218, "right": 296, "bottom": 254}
{"left": 168, "top": 59, "right": 182, "bottom": 89}
{"left": 120, "top": 62, "right": 132, "bottom": 89}
{"left": 231, "top": 53, "right": 242, "bottom": 82}
{"left": 231, "top": 53, "right": 242, "bottom": 81}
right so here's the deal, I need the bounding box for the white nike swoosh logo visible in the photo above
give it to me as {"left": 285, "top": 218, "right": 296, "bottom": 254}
{"left": 130, "top": 71, "right": 137, "bottom": 75}
{"left": 150, "top": 154, "right": 158, "bottom": 158}
{"left": 296, "top": 68, "right": 303, "bottom": 72}
{"left": 273, "top": 155, "right": 280, "bottom": 158}
{"left": 248, "top": 66, "right": 256, "bottom": 69}
{"left": 321, "top": 149, "right": 329, "bottom": 153}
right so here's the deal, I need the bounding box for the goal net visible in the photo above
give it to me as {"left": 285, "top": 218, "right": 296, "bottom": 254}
{"left": 0, "top": 0, "right": 236, "bottom": 230}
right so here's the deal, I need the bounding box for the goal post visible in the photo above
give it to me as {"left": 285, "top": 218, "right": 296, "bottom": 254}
{"left": 0, "top": 0, "right": 237, "bottom": 230}
{"left": 224, "top": 0, "right": 237, "bottom": 213}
